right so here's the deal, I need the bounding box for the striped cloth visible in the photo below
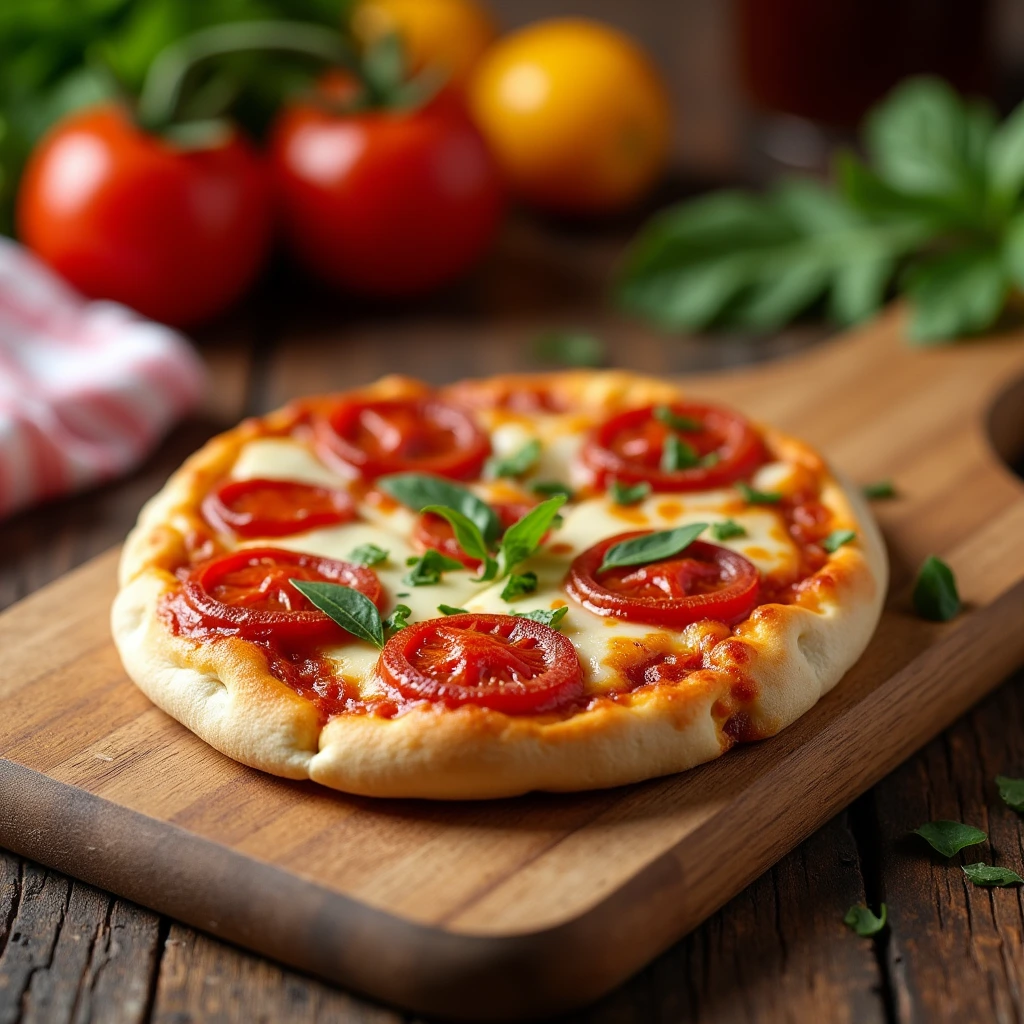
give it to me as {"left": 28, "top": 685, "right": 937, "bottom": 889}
{"left": 0, "top": 238, "right": 206, "bottom": 519}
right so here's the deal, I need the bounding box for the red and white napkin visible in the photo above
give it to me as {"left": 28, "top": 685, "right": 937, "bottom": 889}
{"left": 0, "top": 238, "right": 206, "bottom": 519}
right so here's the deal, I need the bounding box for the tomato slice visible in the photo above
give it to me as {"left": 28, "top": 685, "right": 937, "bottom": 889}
{"left": 183, "top": 546, "right": 382, "bottom": 644}
{"left": 412, "top": 500, "right": 533, "bottom": 568}
{"left": 566, "top": 533, "right": 759, "bottom": 627}
{"left": 581, "top": 402, "right": 766, "bottom": 491}
{"left": 316, "top": 396, "right": 490, "bottom": 480}
{"left": 379, "top": 613, "right": 583, "bottom": 714}
{"left": 202, "top": 478, "right": 355, "bottom": 538}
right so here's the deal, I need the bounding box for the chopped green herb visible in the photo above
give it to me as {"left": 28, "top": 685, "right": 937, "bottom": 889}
{"left": 610, "top": 479, "right": 651, "bottom": 505}
{"left": 486, "top": 439, "right": 541, "bottom": 479}
{"left": 382, "top": 604, "right": 412, "bottom": 633}
{"left": 996, "top": 775, "right": 1024, "bottom": 813}
{"left": 736, "top": 481, "right": 782, "bottom": 504}
{"left": 599, "top": 523, "right": 708, "bottom": 574}
{"left": 711, "top": 519, "right": 747, "bottom": 541}
{"left": 863, "top": 480, "right": 897, "bottom": 500}
{"left": 347, "top": 543, "right": 389, "bottom": 567}
{"left": 913, "top": 820, "right": 987, "bottom": 858}
{"left": 513, "top": 606, "right": 569, "bottom": 629}
{"left": 912, "top": 555, "right": 960, "bottom": 621}
{"left": 438, "top": 604, "right": 468, "bottom": 616}
{"left": 501, "top": 572, "right": 538, "bottom": 601}
{"left": 962, "top": 863, "right": 1024, "bottom": 887}
{"left": 661, "top": 434, "right": 700, "bottom": 472}
{"left": 701, "top": 451, "right": 721, "bottom": 468}
{"left": 822, "top": 529, "right": 857, "bottom": 553}
{"left": 289, "top": 580, "right": 385, "bottom": 649}
{"left": 403, "top": 548, "right": 466, "bottom": 587}
{"left": 844, "top": 904, "right": 887, "bottom": 937}
{"left": 379, "top": 474, "right": 501, "bottom": 544}
{"left": 534, "top": 329, "right": 605, "bottom": 368}
{"left": 652, "top": 406, "right": 703, "bottom": 432}
{"left": 396, "top": 592, "right": 410, "bottom": 598}
{"left": 531, "top": 480, "right": 574, "bottom": 499}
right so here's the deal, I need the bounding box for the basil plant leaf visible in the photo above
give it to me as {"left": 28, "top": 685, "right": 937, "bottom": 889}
{"left": 289, "top": 580, "right": 384, "bottom": 649}
{"left": 962, "top": 863, "right": 1024, "bottom": 887}
{"left": 383, "top": 604, "right": 412, "bottom": 633}
{"left": 514, "top": 606, "right": 569, "bottom": 629}
{"left": 822, "top": 529, "right": 857, "bottom": 553}
{"left": 661, "top": 435, "right": 700, "bottom": 472}
{"left": 912, "top": 555, "right": 960, "bottom": 622}
{"left": 599, "top": 522, "right": 708, "bottom": 574}
{"left": 711, "top": 519, "right": 747, "bottom": 541}
{"left": 844, "top": 904, "right": 887, "bottom": 937}
{"left": 501, "top": 572, "right": 538, "bottom": 602}
{"left": 996, "top": 775, "right": 1024, "bottom": 813}
{"left": 421, "top": 505, "right": 497, "bottom": 581}
{"left": 378, "top": 473, "right": 501, "bottom": 545}
{"left": 438, "top": 604, "right": 468, "bottom": 616}
{"left": 403, "top": 548, "right": 466, "bottom": 587}
{"left": 862, "top": 479, "right": 897, "bottom": 500}
{"left": 611, "top": 480, "right": 651, "bottom": 506}
{"left": 497, "top": 495, "right": 567, "bottom": 578}
{"left": 736, "top": 481, "right": 782, "bottom": 504}
{"left": 487, "top": 439, "right": 541, "bottom": 479}
{"left": 347, "top": 543, "right": 389, "bottom": 567}
{"left": 913, "top": 820, "right": 986, "bottom": 858}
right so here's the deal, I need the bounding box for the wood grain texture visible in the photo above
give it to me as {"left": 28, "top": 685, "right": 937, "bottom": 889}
{"left": 3, "top": 307, "right": 1024, "bottom": 1018}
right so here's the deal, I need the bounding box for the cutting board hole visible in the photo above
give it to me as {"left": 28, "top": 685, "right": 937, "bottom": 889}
{"left": 987, "top": 372, "right": 1024, "bottom": 480}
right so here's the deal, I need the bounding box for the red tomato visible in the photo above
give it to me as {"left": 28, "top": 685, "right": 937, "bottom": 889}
{"left": 183, "top": 547, "right": 382, "bottom": 645}
{"left": 269, "top": 94, "right": 504, "bottom": 295}
{"left": 413, "top": 500, "right": 533, "bottom": 567}
{"left": 582, "top": 403, "right": 766, "bottom": 492}
{"left": 17, "top": 105, "right": 271, "bottom": 327}
{"left": 202, "top": 478, "right": 355, "bottom": 539}
{"left": 316, "top": 395, "right": 490, "bottom": 480}
{"left": 566, "top": 534, "right": 759, "bottom": 627}
{"left": 379, "top": 612, "right": 583, "bottom": 713}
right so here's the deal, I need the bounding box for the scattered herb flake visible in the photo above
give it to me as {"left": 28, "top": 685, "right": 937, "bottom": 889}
{"left": 736, "top": 481, "right": 782, "bottom": 505}
{"left": 962, "top": 863, "right": 1024, "bottom": 887}
{"left": 599, "top": 523, "right": 708, "bottom": 573}
{"left": 382, "top": 604, "right": 412, "bottom": 633}
{"left": 531, "top": 480, "right": 574, "bottom": 499}
{"left": 501, "top": 572, "right": 538, "bottom": 601}
{"left": 913, "top": 820, "right": 987, "bottom": 858}
{"left": 822, "top": 529, "right": 857, "bottom": 553}
{"left": 652, "top": 406, "right": 703, "bottom": 432}
{"left": 438, "top": 604, "right": 468, "bottom": 616}
{"left": 912, "top": 555, "right": 961, "bottom": 621}
{"left": 661, "top": 434, "right": 700, "bottom": 472}
{"left": 863, "top": 479, "right": 897, "bottom": 500}
{"left": 487, "top": 439, "right": 541, "bottom": 480}
{"left": 513, "top": 606, "right": 569, "bottom": 629}
{"left": 711, "top": 519, "right": 747, "bottom": 541}
{"left": 402, "top": 548, "right": 466, "bottom": 587}
{"left": 996, "top": 775, "right": 1024, "bottom": 813}
{"left": 844, "top": 903, "right": 887, "bottom": 937}
{"left": 347, "top": 543, "right": 389, "bottom": 567}
{"left": 610, "top": 479, "right": 651, "bottom": 505}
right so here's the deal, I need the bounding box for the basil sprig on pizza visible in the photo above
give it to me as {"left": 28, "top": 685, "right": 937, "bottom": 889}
{"left": 113, "top": 371, "right": 887, "bottom": 799}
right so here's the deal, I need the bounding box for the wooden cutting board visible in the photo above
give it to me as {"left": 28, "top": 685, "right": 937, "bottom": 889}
{"left": 3, "top": 310, "right": 1024, "bottom": 1021}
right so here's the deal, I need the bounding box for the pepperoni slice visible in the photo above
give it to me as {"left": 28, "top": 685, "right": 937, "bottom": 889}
{"left": 378, "top": 613, "right": 583, "bottom": 714}
{"left": 316, "top": 396, "right": 490, "bottom": 480}
{"left": 566, "top": 533, "right": 759, "bottom": 627}
{"left": 412, "top": 500, "right": 534, "bottom": 568}
{"left": 202, "top": 478, "right": 355, "bottom": 538}
{"left": 183, "top": 547, "right": 382, "bottom": 644}
{"left": 581, "top": 402, "right": 766, "bottom": 492}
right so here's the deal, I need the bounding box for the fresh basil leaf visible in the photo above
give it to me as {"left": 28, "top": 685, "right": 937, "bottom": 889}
{"left": 378, "top": 473, "right": 501, "bottom": 545}
{"left": 513, "top": 606, "right": 569, "bottom": 629}
{"left": 912, "top": 555, "right": 960, "bottom": 622}
{"left": 403, "top": 548, "right": 466, "bottom": 587}
{"left": 438, "top": 604, "right": 467, "bottom": 616}
{"left": 599, "top": 523, "right": 708, "bottom": 574}
{"left": 844, "top": 904, "right": 887, "bottom": 937}
{"left": 347, "top": 543, "right": 389, "bottom": 567}
{"left": 497, "top": 495, "right": 567, "bottom": 578}
{"left": 611, "top": 480, "right": 651, "bottom": 506}
{"left": 531, "top": 480, "right": 574, "bottom": 499}
{"left": 421, "top": 505, "right": 497, "bottom": 581}
{"left": 661, "top": 435, "right": 700, "bottom": 472}
{"left": 501, "top": 572, "right": 538, "bottom": 602}
{"left": 913, "top": 820, "right": 986, "bottom": 858}
{"left": 701, "top": 451, "right": 721, "bottom": 468}
{"left": 736, "top": 481, "right": 782, "bottom": 505}
{"left": 711, "top": 519, "right": 747, "bottom": 541}
{"left": 996, "top": 775, "right": 1024, "bottom": 813}
{"left": 487, "top": 439, "right": 541, "bottom": 479}
{"left": 653, "top": 406, "right": 703, "bottom": 432}
{"left": 289, "top": 580, "right": 384, "bottom": 649}
{"left": 962, "top": 863, "right": 1024, "bottom": 887}
{"left": 822, "top": 529, "right": 856, "bottom": 553}
{"left": 534, "top": 330, "right": 606, "bottom": 368}
{"left": 862, "top": 480, "right": 897, "bottom": 500}
{"left": 988, "top": 98, "right": 1024, "bottom": 211}
{"left": 383, "top": 604, "right": 412, "bottom": 633}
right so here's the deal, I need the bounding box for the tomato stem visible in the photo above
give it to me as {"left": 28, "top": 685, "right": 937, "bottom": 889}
{"left": 137, "top": 20, "right": 357, "bottom": 131}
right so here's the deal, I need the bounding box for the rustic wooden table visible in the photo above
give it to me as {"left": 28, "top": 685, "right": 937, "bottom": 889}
{"left": 2, "top": 217, "right": 1023, "bottom": 1024}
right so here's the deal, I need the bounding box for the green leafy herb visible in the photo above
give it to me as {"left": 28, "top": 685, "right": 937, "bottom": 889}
{"left": 289, "top": 580, "right": 385, "bottom": 649}
{"left": 382, "top": 604, "right": 412, "bottom": 633}
{"left": 379, "top": 474, "right": 501, "bottom": 545}
{"left": 996, "top": 775, "right": 1024, "bottom": 813}
{"left": 501, "top": 572, "right": 538, "bottom": 601}
{"left": 347, "top": 543, "right": 389, "bottom": 567}
{"left": 611, "top": 480, "right": 651, "bottom": 505}
{"left": 653, "top": 406, "right": 703, "bottom": 432}
{"left": 534, "top": 330, "right": 606, "bottom": 368}
{"left": 496, "top": 495, "right": 567, "bottom": 579}
{"left": 403, "top": 548, "right": 466, "bottom": 587}
{"left": 438, "top": 604, "right": 468, "bottom": 616}
{"left": 913, "top": 820, "right": 987, "bottom": 858}
{"left": 599, "top": 523, "right": 708, "bottom": 574}
{"left": 618, "top": 76, "right": 1024, "bottom": 343}
{"left": 736, "top": 481, "right": 782, "bottom": 505}
{"left": 701, "top": 451, "right": 721, "bottom": 468}
{"left": 486, "top": 439, "right": 541, "bottom": 480}
{"left": 863, "top": 480, "right": 897, "bottom": 500}
{"left": 421, "top": 505, "right": 496, "bottom": 581}
{"left": 531, "top": 480, "right": 574, "bottom": 499}
{"left": 661, "top": 435, "right": 700, "bottom": 472}
{"left": 711, "top": 519, "right": 747, "bottom": 541}
{"left": 514, "top": 606, "right": 569, "bottom": 629}
{"left": 822, "top": 529, "right": 857, "bottom": 553}
{"left": 962, "top": 863, "right": 1024, "bottom": 887}
{"left": 844, "top": 904, "right": 887, "bottom": 937}
{"left": 913, "top": 555, "right": 961, "bottom": 622}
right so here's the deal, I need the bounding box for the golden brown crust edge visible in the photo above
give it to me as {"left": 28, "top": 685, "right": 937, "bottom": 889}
{"left": 112, "top": 370, "right": 888, "bottom": 800}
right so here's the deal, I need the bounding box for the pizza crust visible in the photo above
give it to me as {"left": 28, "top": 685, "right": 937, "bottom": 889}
{"left": 112, "top": 371, "right": 887, "bottom": 799}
